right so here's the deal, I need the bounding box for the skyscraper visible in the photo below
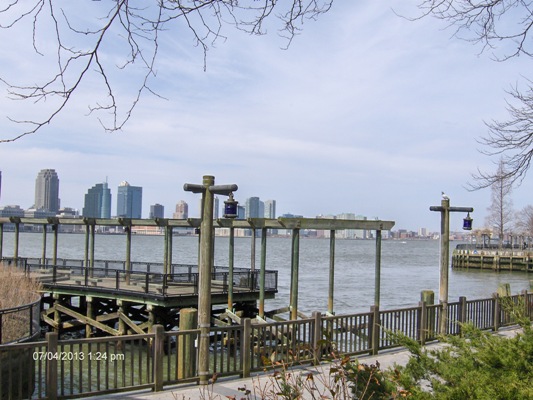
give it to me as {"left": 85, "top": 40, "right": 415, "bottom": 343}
{"left": 245, "top": 197, "right": 264, "bottom": 218}
{"left": 150, "top": 204, "right": 164, "bottom": 219}
{"left": 117, "top": 181, "right": 142, "bottom": 218}
{"left": 35, "top": 169, "right": 60, "bottom": 212}
{"left": 83, "top": 182, "right": 111, "bottom": 218}
{"left": 264, "top": 200, "right": 276, "bottom": 219}
{"left": 173, "top": 200, "right": 188, "bottom": 219}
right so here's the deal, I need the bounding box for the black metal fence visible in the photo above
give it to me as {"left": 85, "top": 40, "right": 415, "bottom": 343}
{"left": 1, "top": 291, "right": 532, "bottom": 399}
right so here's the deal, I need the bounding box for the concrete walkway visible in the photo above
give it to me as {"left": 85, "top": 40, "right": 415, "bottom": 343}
{"left": 91, "top": 327, "right": 521, "bottom": 400}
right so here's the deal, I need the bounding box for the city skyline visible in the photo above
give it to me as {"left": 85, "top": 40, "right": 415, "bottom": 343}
{"left": 0, "top": 168, "right": 484, "bottom": 233}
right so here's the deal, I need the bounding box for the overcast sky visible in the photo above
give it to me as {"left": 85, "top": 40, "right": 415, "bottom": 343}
{"left": 0, "top": 2, "right": 530, "bottom": 232}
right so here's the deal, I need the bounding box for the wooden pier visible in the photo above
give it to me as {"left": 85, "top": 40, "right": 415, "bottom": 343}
{"left": 0, "top": 215, "right": 394, "bottom": 340}
{"left": 452, "top": 246, "right": 533, "bottom": 272}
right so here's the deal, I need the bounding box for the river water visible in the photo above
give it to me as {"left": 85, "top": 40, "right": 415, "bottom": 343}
{"left": 2, "top": 232, "right": 531, "bottom": 315}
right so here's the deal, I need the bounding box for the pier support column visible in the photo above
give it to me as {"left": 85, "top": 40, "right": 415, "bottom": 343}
{"left": 374, "top": 229, "right": 382, "bottom": 307}
{"left": 328, "top": 230, "right": 335, "bottom": 315}
{"left": 53, "top": 294, "right": 62, "bottom": 335}
{"left": 167, "top": 226, "right": 173, "bottom": 274}
{"left": 52, "top": 223, "right": 58, "bottom": 265}
{"left": 250, "top": 228, "right": 256, "bottom": 271}
{"left": 13, "top": 220, "right": 20, "bottom": 261}
{"left": 290, "top": 228, "right": 300, "bottom": 320}
{"left": 228, "top": 227, "right": 235, "bottom": 311}
{"left": 90, "top": 224, "right": 95, "bottom": 277}
{"left": 0, "top": 223, "right": 3, "bottom": 260}
{"left": 259, "top": 227, "right": 267, "bottom": 319}
{"left": 41, "top": 224, "right": 47, "bottom": 266}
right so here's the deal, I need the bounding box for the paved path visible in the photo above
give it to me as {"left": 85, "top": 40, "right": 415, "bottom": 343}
{"left": 91, "top": 327, "right": 521, "bottom": 400}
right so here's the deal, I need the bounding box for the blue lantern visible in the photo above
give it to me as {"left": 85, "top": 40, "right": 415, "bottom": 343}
{"left": 223, "top": 193, "right": 238, "bottom": 219}
{"left": 463, "top": 213, "right": 473, "bottom": 231}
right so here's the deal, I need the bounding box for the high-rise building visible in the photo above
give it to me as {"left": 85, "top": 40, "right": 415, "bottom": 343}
{"left": 117, "top": 181, "right": 142, "bottom": 218}
{"left": 83, "top": 182, "right": 111, "bottom": 218}
{"left": 245, "top": 197, "right": 264, "bottom": 218}
{"left": 150, "top": 204, "right": 164, "bottom": 219}
{"left": 264, "top": 200, "right": 276, "bottom": 218}
{"left": 35, "top": 169, "right": 60, "bottom": 212}
{"left": 173, "top": 200, "right": 188, "bottom": 219}
{"left": 214, "top": 197, "right": 220, "bottom": 219}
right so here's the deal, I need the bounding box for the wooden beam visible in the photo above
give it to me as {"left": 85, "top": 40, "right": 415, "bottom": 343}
{"left": 118, "top": 311, "right": 147, "bottom": 335}
{"left": 55, "top": 304, "right": 119, "bottom": 336}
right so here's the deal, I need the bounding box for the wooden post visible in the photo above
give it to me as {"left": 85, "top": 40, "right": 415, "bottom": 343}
{"left": 90, "top": 224, "right": 95, "bottom": 278}
{"left": 46, "top": 332, "right": 58, "bottom": 400}
{"left": 163, "top": 225, "right": 169, "bottom": 273}
{"left": 13, "top": 221, "right": 19, "bottom": 261}
{"left": 312, "top": 311, "right": 322, "bottom": 364}
{"left": 421, "top": 290, "right": 435, "bottom": 339}
{"left": 0, "top": 223, "right": 3, "bottom": 260}
{"left": 290, "top": 228, "right": 300, "bottom": 320}
{"left": 84, "top": 224, "right": 89, "bottom": 269}
{"left": 228, "top": 227, "right": 235, "bottom": 311}
{"left": 241, "top": 318, "right": 251, "bottom": 378}
{"left": 439, "top": 198, "right": 450, "bottom": 335}
{"left": 125, "top": 225, "right": 132, "bottom": 284}
{"left": 458, "top": 296, "right": 467, "bottom": 335}
{"left": 152, "top": 324, "right": 165, "bottom": 392}
{"left": 374, "top": 230, "right": 382, "bottom": 307}
{"left": 250, "top": 228, "right": 256, "bottom": 271}
{"left": 85, "top": 296, "right": 93, "bottom": 338}
{"left": 497, "top": 283, "right": 511, "bottom": 297}
{"left": 370, "top": 305, "right": 380, "bottom": 355}
{"left": 418, "top": 301, "right": 427, "bottom": 345}
{"left": 259, "top": 227, "right": 267, "bottom": 318}
{"left": 493, "top": 293, "right": 501, "bottom": 331}
{"left": 41, "top": 224, "right": 47, "bottom": 265}
{"left": 52, "top": 223, "right": 58, "bottom": 265}
{"left": 328, "top": 230, "right": 335, "bottom": 315}
{"left": 198, "top": 175, "right": 215, "bottom": 385}
{"left": 167, "top": 226, "right": 173, "bottom": 275}
{"left": 178, "top": 308, "right": 197, "bottom": 379}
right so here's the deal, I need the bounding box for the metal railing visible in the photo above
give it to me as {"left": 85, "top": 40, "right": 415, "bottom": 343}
{"left": 1, "top": 292, "right": 532, "bottom": 399}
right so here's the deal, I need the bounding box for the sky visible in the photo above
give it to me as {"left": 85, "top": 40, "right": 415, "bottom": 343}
{"left": 0, "top": 1, "right": 531, "bottom": 232}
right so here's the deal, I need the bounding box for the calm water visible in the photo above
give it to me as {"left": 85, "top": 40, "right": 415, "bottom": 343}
{"left": 2, "top": 232, "right": 531, "bottom": 315}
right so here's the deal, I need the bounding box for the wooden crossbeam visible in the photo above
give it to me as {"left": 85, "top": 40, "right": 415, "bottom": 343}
{"left": 118, "top": 311, "right": 146, "bottom": 335}
{"left": 55, "top": 304, "right": 119, "bottom": 336}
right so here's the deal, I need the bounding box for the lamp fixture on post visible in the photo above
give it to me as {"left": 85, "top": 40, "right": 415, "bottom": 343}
{"left": 463, "top": 212, "right": 473, "bottom": 231}
{"left": 223, "top": 192, "right": 238, "bottom": 219}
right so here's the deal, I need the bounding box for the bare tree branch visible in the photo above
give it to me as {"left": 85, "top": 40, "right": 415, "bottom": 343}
{"left": 411, "top": 1, "right": 533, "bottom": 188}
{"left": 0, "top": 0, "right": 333, "bottom": 142}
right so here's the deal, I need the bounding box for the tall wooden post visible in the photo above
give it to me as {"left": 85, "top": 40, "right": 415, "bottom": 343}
{"left": 228, "top": 227, "right": 235, "bottom": 310}
{"left": 374, "top": 230, "right": 382, "bottom": 307}
{"left": 183, "top": 176, "right": 238, "bottom": 385}
{"left": 125, "top": 224, "right": 132, "bottom": 284}
{"left": 84, "top": 224, "right": 89, "bottom": 268}
{"left": 328, "top": 230, "right": 335, "bottom": 315}
{"left": 52, "top": 223, "right": 58, "bottom": 265}
{"left": 41, "top": 224, "right": 47, "bottom": 265}
{"left": 259, "top": 227, "right": 267, "bottom": 318}
{"left": 167, "top": 226, "right": 173, "bottom": 274}
{"left": 430, "top": 199, "right": 473, "bottom": 335}
{"left": 198, "top": 175, "right": 215, "bottom": 385}
{"left": 290, "top": 228, "right": 300, "bottom": 320}
{"left": 90, "top": 224, "right": 95, "bottom": 278}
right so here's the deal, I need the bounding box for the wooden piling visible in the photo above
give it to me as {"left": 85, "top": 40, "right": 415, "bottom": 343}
{"left": 328, "top": 230, "right": 335, "bottom": 315}
{"left": 290, "top": 228, "right": 300, "bottom": 320}
{"left": 259, "top": 227, "right": 267, "bottom": 318}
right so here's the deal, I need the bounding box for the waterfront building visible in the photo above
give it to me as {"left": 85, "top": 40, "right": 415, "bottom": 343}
{"left": 173, "top": 200, "right": 188, "bottom": 219}
{"left": 0, "top": 205, "right": 24, "bottom": 217}
{"left": 83, "top": 182, "right": 111, "bottom": 218}
{"left": 117, "top": 181, "right": 142, "bottom": 218}
{"left": 150, "top": 204, "right": 164, "bottom": 219}
{"left": 34, "top": 169, "right": 60, "bottom": 213}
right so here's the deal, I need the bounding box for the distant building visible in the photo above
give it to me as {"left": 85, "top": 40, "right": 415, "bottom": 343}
{"left": 117, "top": 181, "right": 142, "bottom": 218}
{"left": 0, "top": 205, "right": 24, "bottom": 217}
{"left": 173, "top": 200, "right": 188, "bottom": 219}
{"left": 0, "top": 170, "right": 2, "bottom": 203}
{"left": 214, "top": 197, "right": 220, "bottom": 219}
{"left": 245, "top": 197, "right": 264, "bottom": 218}
{"left": 237, "top": 205, "right": 245, "bottom": 219}
{"left": 150, "top": 204, "right": 164, "bottom": 219}
{"left": 83, "top": 182, "right": 111, "bottom": 218}
{"left": 35, "top": 169, "right": 60, "bottom": 213}
{"left": 264, "top": 200, "right": 276, "bottom": 218}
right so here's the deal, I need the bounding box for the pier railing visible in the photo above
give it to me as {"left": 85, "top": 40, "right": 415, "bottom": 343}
{"left": 1, "top": 292, "right": 532, "bottom": 399}
{"left": 1, "top": 257, "right": 278, "bottom": 297}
